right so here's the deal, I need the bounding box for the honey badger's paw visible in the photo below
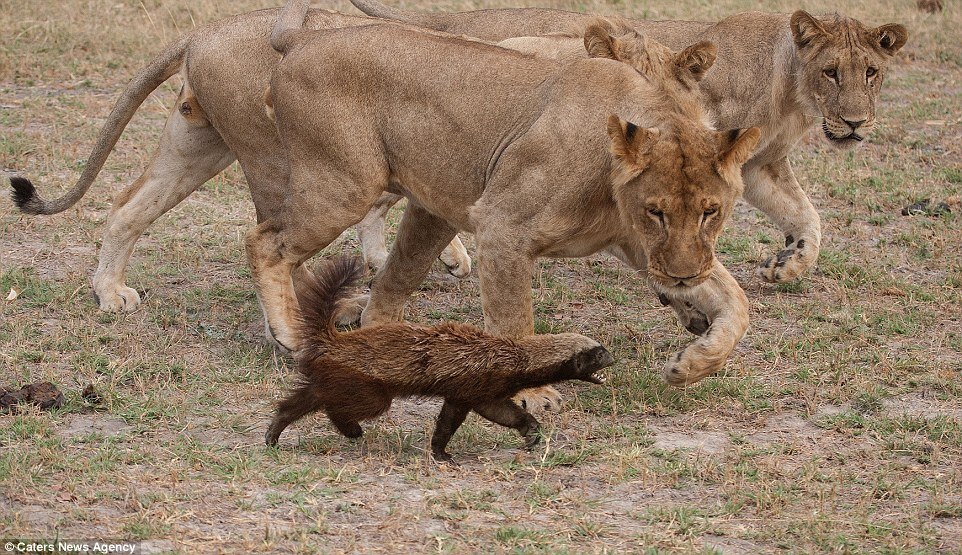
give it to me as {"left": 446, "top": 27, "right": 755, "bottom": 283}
{"left": 512, "top": 386, "right": 563, "bottom": 413}
{"left": 757, "top": 236, "right": 819, "bottom": 283}
{"left": 92, "top": 282, "right": 142, "bottom": 312}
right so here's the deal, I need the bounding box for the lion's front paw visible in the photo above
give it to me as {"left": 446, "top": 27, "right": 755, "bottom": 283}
{"left": 757, "top": 236, "right": 818, "bottom": 283}
{"left": 512, "top": 386, "right": 563, "bottom": 413}
{"left": 659, "top": 294, "right": 710, "bottom": 336}
{"left": 364, "top": 252, "right": 388, "bottom": 274}
{"left": 661, "top": 349, "right": 723, "bottom": 387}
{"left": 439, "top": 247, "right": 472, "bottom": 279}
{"left": 92, "top": 284, "right": 142, "bottom": 313}
{"left": 335, "top": 294, "right": 368, "bottom": 327}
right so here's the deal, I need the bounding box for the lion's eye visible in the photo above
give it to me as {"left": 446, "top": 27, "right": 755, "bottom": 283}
{"left": 866, "top": 67, "right": 877, "bottom": 78}
{"left": 647, "top": 208, "right": 663, "bottom": 218}
{"left": 703, "top": 208, "right": 718, "bottom": 218}
{"left": 823, "top": 68, "right": 838, "bottom": 81}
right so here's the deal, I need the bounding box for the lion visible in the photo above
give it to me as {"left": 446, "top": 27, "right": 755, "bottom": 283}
{"left": 251, "top": 0, "right": 761, "bottom": 398}
{"left": 349, "top": 0, "right": 908, "bottom": 284}
{"left": 5, "top": 7, "right": 753, "bottom": 411}
{"left": 8, "top": 8, "right": 473, "bottom": 315}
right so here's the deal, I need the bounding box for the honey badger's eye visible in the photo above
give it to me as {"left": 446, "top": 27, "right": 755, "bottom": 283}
{"left": 866, "top": 67, "right": 878, "bottom": 78}
{"left": 823, "top": 68, "right": 838, "bottom": 81}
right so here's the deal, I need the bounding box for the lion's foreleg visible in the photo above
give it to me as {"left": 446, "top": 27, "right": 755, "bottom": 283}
{"left": 743, "top": 158, "right": 821, "bottom": 283}
{"left": 658, "top": 260, "right": 749, "bottom": 386}
{"left": 361, "top": 202, "right": 459, "bottom": 327}
{"left": 473, "top": 233, "right": 561, "bottom": 411}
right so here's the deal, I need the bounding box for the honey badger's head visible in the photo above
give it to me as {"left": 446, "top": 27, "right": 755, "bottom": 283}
{"left": 542, "top": 334, "right": 615, "bottom": 384}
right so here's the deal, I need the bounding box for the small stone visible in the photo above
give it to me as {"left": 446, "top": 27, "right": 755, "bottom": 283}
{"left": 82, "top": 383, "right": 103, "bottom": 405}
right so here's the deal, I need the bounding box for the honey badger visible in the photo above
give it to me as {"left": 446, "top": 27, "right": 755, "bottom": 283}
{"left": 266, "top": 256, "right": 613, "bottom": 460}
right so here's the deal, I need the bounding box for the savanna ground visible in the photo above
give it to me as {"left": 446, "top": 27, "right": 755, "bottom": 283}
{"left": 1, "top": 0, "right": 960, "bottom": 552}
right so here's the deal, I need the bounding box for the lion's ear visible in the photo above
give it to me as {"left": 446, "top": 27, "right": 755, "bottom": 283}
{"left": 874, "top": 23, "right": 908, "bottom": 56}
{"left": 790, "top": 10, "right": 829, "bottom": 49}
{"left": 674, "top": 40, "right": 716, "bottom": 82}
{"left": 584, "top": 23, "right": 623, "bottom": 61}
{"left": 607, "top": 115, "right": 659, "bottom": 173}
{"left": 717, "top": 127, "right": 761, "bottom": 170}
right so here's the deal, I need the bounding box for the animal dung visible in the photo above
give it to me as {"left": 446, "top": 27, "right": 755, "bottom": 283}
{"left": 0, "top": 381, "right": 65, "bottom": 412}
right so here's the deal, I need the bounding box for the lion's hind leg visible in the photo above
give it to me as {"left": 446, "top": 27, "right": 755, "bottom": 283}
{"left": 93, "top": 87, "right": 234, "bottom": 312}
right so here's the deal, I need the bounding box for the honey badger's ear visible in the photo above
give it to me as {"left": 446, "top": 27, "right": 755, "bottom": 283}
{"left": 790, "top": 10, "right": 829, "bottom": 49}
{"left": 607, "top": 115, "right": 659, "bottom": 174}
{"left": 674, "top": 40, "right": 716, "bottom": 82}
{"left": 873, "top": 23, "right": 908, "bottom": 56}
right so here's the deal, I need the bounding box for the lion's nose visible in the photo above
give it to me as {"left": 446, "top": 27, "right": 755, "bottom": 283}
{"left": 843, "top": 118, "right": 866, "bottom": 130}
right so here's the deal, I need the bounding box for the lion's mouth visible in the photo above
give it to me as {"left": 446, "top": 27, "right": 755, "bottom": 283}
{"left": 822, "top": 120, "right": 863, "bottom": 143}
{"left": 648, "top": 268, "right": 710, "bottom": 289}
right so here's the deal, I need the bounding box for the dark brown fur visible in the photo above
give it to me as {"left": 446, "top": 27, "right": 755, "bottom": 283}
{"left": 266, "top": 256, "right": 613, "bottom": 460}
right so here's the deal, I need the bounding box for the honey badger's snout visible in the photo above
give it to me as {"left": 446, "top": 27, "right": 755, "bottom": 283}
{"left": 576, "top": 345, "right": 615, "bottom": 384}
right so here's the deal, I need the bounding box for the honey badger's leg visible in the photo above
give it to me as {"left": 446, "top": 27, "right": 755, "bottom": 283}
{"left": 744, "top": 158, "right": 821, "bottom": 283}
{"left": 362, "top": 202, "right": 459, "bottom": 327}
{"left": 473, "top": 399, "right": 542, "bottom": 449}
{"left": 430, "top": 401, "right": 471, "bottom": 461}
{"left": 328, "top": 416, "right": 363, "bottom": 439}
{"left": 93, "top": 87, "right": 234, "bottom": 312}
{"left": 266, "top": 384, "right": 325, "bottom": 446}
{"left": 658, "top": 260, "right": 750, "bottom": 386}
{"left": 355, "top": 193, "right": 472, "bottom": 278}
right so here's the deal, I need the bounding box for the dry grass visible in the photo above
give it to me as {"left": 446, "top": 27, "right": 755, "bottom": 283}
{"left": 1, "top": 0, "right": 960, "bottom": 552}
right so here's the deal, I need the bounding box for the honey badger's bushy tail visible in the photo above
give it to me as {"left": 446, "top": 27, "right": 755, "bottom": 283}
{"left": 295, "top": 256, "right": 365, "bottom": 352}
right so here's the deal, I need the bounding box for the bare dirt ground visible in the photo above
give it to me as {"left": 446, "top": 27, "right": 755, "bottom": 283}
{"left": 1, "top": 0, "right": 960, "bottom": 552}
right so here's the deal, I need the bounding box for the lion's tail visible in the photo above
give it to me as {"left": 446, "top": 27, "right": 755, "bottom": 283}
{"left": 9, "top": 32, "right": 191, "bottom": 216}
{"left": 348, "top": 0, "right": 442, "bottom": 28}
{"left": 270, "top": 0, "right": 311, "bottom": 54}
{"left": 295, "top": 256, "right": 365, "bottom": 356}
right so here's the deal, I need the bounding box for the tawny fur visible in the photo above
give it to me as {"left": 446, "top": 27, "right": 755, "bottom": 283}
{"left": 349, "top": 0, "right": 907, "bottom": 286}
{"left": 252, "top": 5, "right": 760, "bottom": 397}
{"left": 266, "top": 256, "right": 613, "bottom": 461}
{"left": 6, "top": 3, "right": 904, "bottom": 397}
{"left": 7, "top": 9, "right": 472, "bottom": 317}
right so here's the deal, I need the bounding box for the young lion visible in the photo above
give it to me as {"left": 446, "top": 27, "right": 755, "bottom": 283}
{"left": 350, "top": 0, "right": 908, "bottom": 284}
{"left": 266, "top": 256, "right": 613, "bottom": 461}
{"left": 251, "top": 2, "right": 760, "bottom": 392}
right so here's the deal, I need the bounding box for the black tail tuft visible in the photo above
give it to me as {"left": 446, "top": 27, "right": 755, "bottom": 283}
{"left": 295, "top": 256, "right": 366, "bottom": 355}
{"left": 9, "top": 177, "right": 37, "bottom": 213}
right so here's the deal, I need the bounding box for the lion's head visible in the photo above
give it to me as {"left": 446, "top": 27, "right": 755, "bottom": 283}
{"left": 607, "top": 118, "right": 760, "bottom": 289}
{"left": 583, "top": 19, "right": 717, "bottom": 94}
{"left": 583, "top": 22, "right": 758, "bottom": 290}
{"left": 790, "top": 10, "right": 908, "bottom": 149}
